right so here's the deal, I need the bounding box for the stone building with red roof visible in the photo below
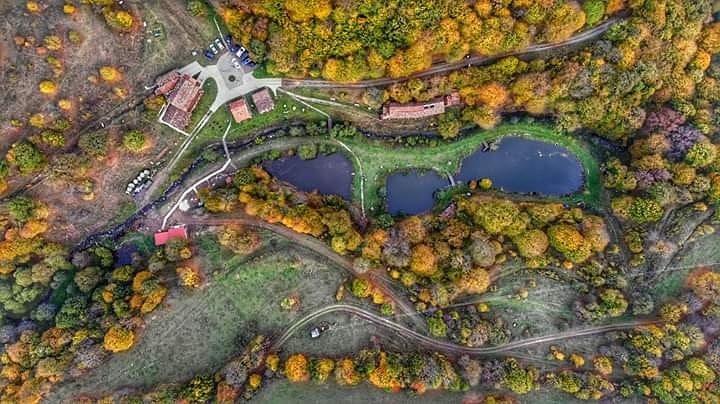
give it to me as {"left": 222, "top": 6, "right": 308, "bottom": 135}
{"left": 229, "top": 98, "right": 252, "bottom": 123}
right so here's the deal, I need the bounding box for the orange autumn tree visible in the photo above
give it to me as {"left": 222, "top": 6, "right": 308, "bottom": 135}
{"left": 103, "top": 325, "right": 135, "bottom": 352}
{"left": 285, "top": 354, "right": 310, "bottom": 382}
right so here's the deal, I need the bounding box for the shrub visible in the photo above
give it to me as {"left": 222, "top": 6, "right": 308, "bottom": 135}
{"left": 99, "top": 66, "right": 121, "bottom": 82}
{"left": 122, "top": 130, "right": 148, "bottom": 153}
{"left": 285, "top": 354, "right": 310, "bottom": 382}
{"left": 38, "top": 80, "right": 58, "bottom": 95}
{"left": 103, "top": 325, "right": 135, "bottom": 352}
{"left": 582, "top": 0, "right": 605, "bottom": 26}
{"left": 297, "top": 143, "right": 318, "bottom": 160}
{"left": 628, "top": 198, "right": 664, "bottom": 224}
{"left": 6, "top": 141, "right": 45, "bottom": 174}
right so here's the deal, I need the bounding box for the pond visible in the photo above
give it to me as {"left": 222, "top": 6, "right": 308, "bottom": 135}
{"left": 386, "top": 171, "right": 450, "bottom": 216}
{"left": 386, "top": 136, "right": 584, "bottom": 215}
{"left": 262, "top": 153, "right": 353, "bottom": 199}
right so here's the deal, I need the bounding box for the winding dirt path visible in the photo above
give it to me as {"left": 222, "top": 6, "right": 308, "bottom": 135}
{"left": 271, "top": 303, "right": 657, "bottom": 356}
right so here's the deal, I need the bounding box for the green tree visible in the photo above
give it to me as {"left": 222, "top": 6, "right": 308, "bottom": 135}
{"left": 122, "top": 130, "right": 148, "bottom": 153}
{"left": 583, "top": 0, "right": 606, "bottom": 26}
{"left": 7, "top": 196, "right": 35, "bottom": 223}
{"left": 7, "top": 141, "right": 45, "bottom": 174}
{"left": 186, "top": 0, "right": 207, "bottom": 17}
{"left": 629, "top": 198, "right": 664, "bottom": 224}
{"left": 78, "top": 131, "right": 109, "bottom": 160}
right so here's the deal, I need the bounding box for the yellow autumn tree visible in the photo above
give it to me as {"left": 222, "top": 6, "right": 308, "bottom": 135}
{"left": 27, "top": 1, "right": 41, "bottom": 13}
{"left": 38, "top": 80, "right": 58, "bottom": 95}
{"left": 284, "top": 0, "right": 331, "bottom": 22}
{"left": 99, "top": 66, "right": 122, "bottom": 82}
{"left": 176, "top": 266, "right": 202, "bottom": 288}
{"left": 285, "top": 354, "right": 310, "bottom": 382}
{"left": 43, "top": 35, "right": 62, "bottom": 51}
{"left": 63, "top": 3, "right": 77, "bottom": 14}
{"left": 456, "top": 267, "right": 490, "bottom": 295}
{"left": 103, "top": 325, "right": 134, "bottom": 352}
{"left": 409, "top": 244, "right": 438, "bottom": 277}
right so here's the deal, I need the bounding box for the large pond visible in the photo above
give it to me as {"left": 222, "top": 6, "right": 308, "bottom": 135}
{"left": 262, "top": 153, "right": 353, "bottom": 199}
{"left": 386, "top": 136, "right": 584, "bottom": 215}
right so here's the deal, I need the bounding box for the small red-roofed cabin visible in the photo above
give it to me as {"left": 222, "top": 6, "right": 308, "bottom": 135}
{"left": 154, "top": 226, "right": 188, "bottom": 246}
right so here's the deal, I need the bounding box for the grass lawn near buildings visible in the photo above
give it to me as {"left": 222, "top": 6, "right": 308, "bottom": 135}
{"left": 169, "top": 93, "right": 324, "bottom": 180}
{"left": 187, "top": 78, "right": 218, "bottom": 130}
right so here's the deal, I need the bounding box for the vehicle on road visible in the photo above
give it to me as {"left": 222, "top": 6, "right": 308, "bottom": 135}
{"left": 309, "top": 321, "right": 335, "bottom": 338}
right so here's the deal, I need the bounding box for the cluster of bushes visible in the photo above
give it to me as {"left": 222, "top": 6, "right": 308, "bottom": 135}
{"left": 587, "top": 269, "right": 720, "bottom": 402}
{"left": 602, "top": 106, "right": 720, "bottom": 265}
{"left": 0, "top": 195, "right": 195, "bottom": 401}
{"left": 90, "top": 335, "right": 272, "bottom": 403}
{"left": 283, "top": 349, "right": 468, "bottom": 394}
{"left": 200, "top": 166, "right": 364, "bottom": 255}
{"left": 222, "top": 0, "right": 617, "bottom": 80}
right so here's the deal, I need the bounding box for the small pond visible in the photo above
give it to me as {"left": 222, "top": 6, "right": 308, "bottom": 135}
{"left": 386, "top": 171, "right": 450, "bottom": 216}
{"left": 386, "top": 136, "right": 584, "bottom": 215}
{"left": 262, "top": 153, "right": 353, "bottom": 199}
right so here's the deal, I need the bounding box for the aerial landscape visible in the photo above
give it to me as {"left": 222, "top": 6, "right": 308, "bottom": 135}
{"left": 2, "top": 0, "right": 720, "bottom": 403}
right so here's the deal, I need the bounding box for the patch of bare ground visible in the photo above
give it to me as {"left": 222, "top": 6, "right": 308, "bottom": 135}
{"left": 1, "top": 0, "right": 223, "bottom": 242}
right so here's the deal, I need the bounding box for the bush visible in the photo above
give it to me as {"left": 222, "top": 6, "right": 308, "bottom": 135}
{"left": 122, "top": 130, "right": 148, "bottom": 153}
{"left": 297, "top": 143, "right": 318, "bottom": 160}
{"left": 582, "top": 0, "right": 605, "bottom": 26}
{"left": 38, "top": 80, "right": 58, "bottom": 95}
{"left": 6, "top": 141, "right": 45, "bottom": 174}
{"left": 78, "top": 131, "right": 109, "bottom": 160}
{"left": 103, "top": 325, "right": 135, "bottom": 352}
{"left": 629, "top": 198, "right": 664, "bottom": 224}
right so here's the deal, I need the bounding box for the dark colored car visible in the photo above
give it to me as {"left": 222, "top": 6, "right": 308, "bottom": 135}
{"left": 203, "top": 50, "right": 215, "bottom": 60}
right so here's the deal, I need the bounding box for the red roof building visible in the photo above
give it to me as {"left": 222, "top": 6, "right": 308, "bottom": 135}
{"left": 154, "top": 71, "right": 181, "bottom": 96}
{"left": 381, "top": 91, "right": 463, "bottom": 120}
{"left": 444, "top": 91, "right": 462, "bottom": 107}
{"left": 154, "top": 227, "right": 188, "bottom": 246}
{"left": 161, "top": 74, "right": 204, "bottom": 129}
{"left": 229, "top": 98, "right": 252, "bottom": 123}
{"left": 161, "top": 105, "right": 192, "bottom": 129}
{"left": 251, "top": 88, "right": 275, "bottom": 114}
{"left": 381, "top": 98, "right": 446, "bottom": 120}
{"left": 167, "top": 74, "right": 204, "bottom": 113}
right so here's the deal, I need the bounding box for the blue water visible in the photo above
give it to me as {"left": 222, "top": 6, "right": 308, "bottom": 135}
{"left": 262, "top": 153, "right": 353, "bottom": 199}
{"left": 385, "top": 137, "right": 584, "bottom": 215}
{"left": 386, "top": 171, "right": 450, "bottom": 216}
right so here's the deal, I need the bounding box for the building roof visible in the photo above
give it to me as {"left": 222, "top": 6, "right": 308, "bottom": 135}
{"left": 381, "top": 98, "right": 445, "bottom": 120}
{"left": 161, "top": 105, "right": 192, "bottom": 129}
{"left": 154, "top": 227, "right": 188, "bottom": 246}
{"left": 251, "top": 88, "right": 275, "bottom": 114}
{"left": 444, "top": 91, "right": 461, "bottom": 107}
{"left": 167, "top": 75, "right": 203, "bottom": 113}
{"left": 229, "top": 98, "right": 252, "bottom": 123}
{"left": 154, "top": 71, "right": 180, "bottom": 96}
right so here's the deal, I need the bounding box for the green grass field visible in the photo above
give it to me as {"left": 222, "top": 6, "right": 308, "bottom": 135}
{"left": 48, "top": 234, "right": 347, "bottom": 400}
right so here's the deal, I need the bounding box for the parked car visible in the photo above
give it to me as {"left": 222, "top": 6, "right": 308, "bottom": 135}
{"left": 231, "top": 57, "right": 242, "bottom": 69}
{"left": 214, "top": 38, "right": 225, "bottom": 50}
{"left": 203, "top": 50, "right": 215, "bottom": 60}
{"left": 209, "top": 44, "right": 218, "bottom": 54}
{"left": 225, "top": 33, "right": 232, "bottom": 43}
{"left": 309, "top": 321, "right": 334, "bottom": 338}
